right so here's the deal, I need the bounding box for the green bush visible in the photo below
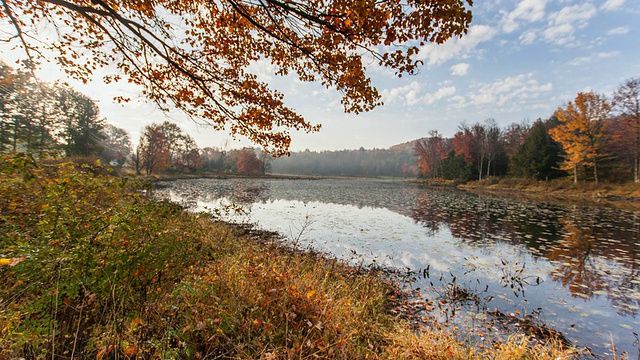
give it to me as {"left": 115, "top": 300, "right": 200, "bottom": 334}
{"left": 0, "top": 154, "right": 208, "bottom": 358}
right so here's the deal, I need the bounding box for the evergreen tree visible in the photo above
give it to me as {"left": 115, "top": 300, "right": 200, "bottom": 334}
{"left": 512, "top": 121, "right": 563, "bottom": 180}
{"left": 440, "top": 151, "right": 472, "bottom": 180}
{"left": 55, "top": 87, "right": 106, "bottom": 157}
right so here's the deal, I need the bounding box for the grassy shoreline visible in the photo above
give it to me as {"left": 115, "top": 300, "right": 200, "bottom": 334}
{"left": 455, "top": 177, "right": 640, "bottom": 209}
{"left": 0, "top": 156, "right": 580, "bottom": 359}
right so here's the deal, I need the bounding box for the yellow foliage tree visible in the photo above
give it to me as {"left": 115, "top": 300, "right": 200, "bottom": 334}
{"left": 0, "top": 0, "right": 473, "bottom": 155}
{"left": 550, "top": 91, "right": 611, "bottom": 183}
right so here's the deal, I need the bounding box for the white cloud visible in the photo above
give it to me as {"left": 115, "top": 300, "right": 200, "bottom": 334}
{"left": 417, "top": 25, "right": 498, "bottom": 66}
{"left": 467, "top": 73, "right": 553, "bottom": 107}
{"left": 502, "top": 0, "right": 547, "bottom": 33}
{"left": 607, "top": 26, "right": 630, "bottom": 35}
{"left": 542, "top": 3, "right": 597, "bottom": 45}
{"left": 422, "top": 86, "right": 457, "bottom": 105}
{"left": 519, "top": 30, "right": 538, "bottom": 44}
{"left": 381, "top": 83, "right": 456, "bottom": 106}
{"left": 568, "top": 51, "right": 619, "bottom": 66}
{"left": 381, "top": 81, "right": 421, "bottom": 104}
{"left": 450, "top": 63, "right": 470, "bottom": 76}
{"left": 247, "top": 59, "right": 276, "bottom": 80}
{"left": 601, "top": 0, "right": 625, "bottom": 11}
{"left": 549, "top": 4, "right": 597, "bottom": 26}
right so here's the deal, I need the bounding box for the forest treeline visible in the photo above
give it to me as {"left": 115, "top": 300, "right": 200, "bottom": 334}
{"left": 3, "top": 60, "right": 639, "bottom": 184}
{"left": 415, "top": 80, "right": 640, "bottom": 184}
{"left": 0, "top": 62, "right": 271, "bottom": 176}
{"left": 0, "top": 62, "right": 131, "bottom": 165}
{"left": 1, "top": 60, "right": 415, "bottom": 178}
{"left": 270, "top": 146, "right": 418, "bottom": 178}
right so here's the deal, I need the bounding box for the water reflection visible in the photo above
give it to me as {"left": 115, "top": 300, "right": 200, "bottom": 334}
{"left": 157, "top": 178, "right": 640, "bottom": 357}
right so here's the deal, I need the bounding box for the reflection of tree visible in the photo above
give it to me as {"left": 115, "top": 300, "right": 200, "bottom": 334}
{"left": 546, "top": 211, "right": 640, "bottom": 316}
{"left": 606, "top": 211, "right": 640, "bottom": 316}
{"left": 229, "top": 182, "right": 269, "bottom": 205}
{"left": 410, "top": 192, "right": 445, "bottom": 235}
{"left": 548, "top": 217, "right": 605, "bottom": 298}
{"left": 410, "top": 190, "right": 501, "bottom": 243}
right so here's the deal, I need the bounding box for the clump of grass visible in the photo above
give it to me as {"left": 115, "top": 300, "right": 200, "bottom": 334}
{"left": 0, "top": 154, "right": 581, "bottom": 359}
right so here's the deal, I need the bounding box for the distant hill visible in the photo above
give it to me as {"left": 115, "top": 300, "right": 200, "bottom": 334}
{"left": 388, "top": 137, "right": 427, "bottom": 153}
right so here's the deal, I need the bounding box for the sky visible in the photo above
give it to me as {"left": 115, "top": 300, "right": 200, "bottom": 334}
{"left": 3, "top": 0, "right": 640, "bottom": 152}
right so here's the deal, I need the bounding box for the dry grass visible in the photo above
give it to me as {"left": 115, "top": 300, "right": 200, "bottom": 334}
{"left": 460, "top": 177, "right": 640, "bottom": 209}
{"left": 0, "top": 154, "right": 582, "bottom": 359}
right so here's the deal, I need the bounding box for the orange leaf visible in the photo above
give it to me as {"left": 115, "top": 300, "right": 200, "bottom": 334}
{"left": 130, "top": 317, "right": 143, "bottom": 329}
{"left": 123, "top": 345, "right": 137, "bottom": 356}
{"left": 306, "top": 290, "right": 316, "bottom": 300}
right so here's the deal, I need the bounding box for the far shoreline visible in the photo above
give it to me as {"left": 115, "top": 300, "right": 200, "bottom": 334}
{"left": 133, "top": 170, "right": 640, "bottom": 209}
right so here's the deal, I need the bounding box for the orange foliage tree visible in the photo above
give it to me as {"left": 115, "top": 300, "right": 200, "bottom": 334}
{"left": 236, "top": 149, "right": 262, "bottom": 175}
{"left": 0, "top": 0, "right": 472, "bottom": 155}
{"left": 414, "top": 130, "right": 447, "bottom": 178}
{"left": 453, "top": 124, "right": 474, "bottom": 163}
{"left": 137, "top": 123, "right": 170, "bottom": 175}
{"left": 550, "top": 91, "right": 611, "bottom": 183}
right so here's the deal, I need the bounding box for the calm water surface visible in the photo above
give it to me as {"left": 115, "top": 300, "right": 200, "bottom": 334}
{"left": 157, "top": 178, "right": 640, "bottom": 358}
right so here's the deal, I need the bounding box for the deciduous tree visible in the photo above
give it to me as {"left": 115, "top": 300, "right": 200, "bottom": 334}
{"left": 236, "top": 148, "right": 261, "bottom": 175}
{"left": 502, "top": 120, "right": 531, "bottom": 160}
{"left": 100, "top": 124, "right": 132, "bottom": 167}
{"left": 452, "top": 122, "right": 474, "bottom": 163}
{"left": 138, "top": 124, "right": 170, "bottom": 175}
{"left": 0, "top": 0, "right": 472, "bottom": 155}
{"left": 54, "top": 87, "right": 106, "bottom": 157}
{"left": 258, "top": 151, "right": 273, "bottom": 175}
{"left": 484, "top": 118, "right": 502, "bottom": 178}
{"left": 471, "top": 122, "right": 486, "bottom": 180}
{"left": 613, "top": 77, "right": 640, "bottom": 182}
{"left": 174, "top": 133, "right": 202, "bottom": 172}
{"left": 550, "top": 91, "right": 611, "bottom": 183}
{"left": 414, "top": 130, "right": 448, "bottom": 178}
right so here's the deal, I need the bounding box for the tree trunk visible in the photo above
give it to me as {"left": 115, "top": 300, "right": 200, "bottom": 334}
{"left": 26, "top": 123, "right": 32, "bottom": 152}
{"left": 635, "top": 119, "right": 639, "bottom": 182}
{"left": 574, "top": 165, "right": 578, "bottom": 183}
{"left": 486, "top": 158, "right": 492, "bottom": 178}
{"left": 12, "top": 118, "right": 17, "bottom": 152}
{"left": 593, "top": 159, "right": 599, "bottom": 184}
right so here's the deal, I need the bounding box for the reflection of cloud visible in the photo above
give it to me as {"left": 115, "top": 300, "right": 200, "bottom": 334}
{"left": 568, "top": 51, "right": 619, "bottom": 66}
{"left": 542, "top": 4, "right": 597, "bottom": 46}
{"left": 417, "top": 25, "right": 497, "bottom": 66}
{"left": 450, "top": 63, "right": 470, "bottom": 76}
{"left": 601, "top": 0, "right": 625, "bottom": 11}
{"left": 502, "top": 0, "right": 547, "bottom": 33}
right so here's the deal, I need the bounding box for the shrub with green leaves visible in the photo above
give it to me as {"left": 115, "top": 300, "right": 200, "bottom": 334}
{"left": 0, "top": 154, "right": 209, "bottom": 358}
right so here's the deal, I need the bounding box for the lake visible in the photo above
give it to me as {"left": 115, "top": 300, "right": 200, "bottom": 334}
{"left": 156, "top": 178, "right": 640, "bottom": 358}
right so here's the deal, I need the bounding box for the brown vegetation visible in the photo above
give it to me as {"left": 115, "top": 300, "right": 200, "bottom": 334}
{"left": 0, "top": 154, "right": 581, "bottom": 359}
